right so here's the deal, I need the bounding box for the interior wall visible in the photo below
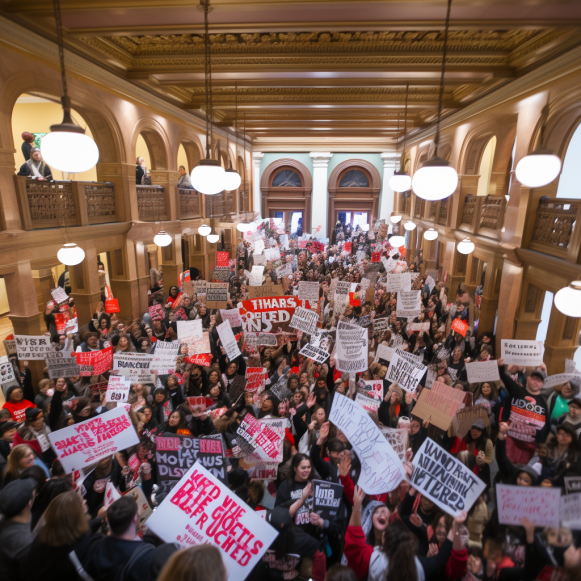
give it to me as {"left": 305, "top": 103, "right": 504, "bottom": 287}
{"left": 136, "top": 134, "right": 152, "bottom": 171}
{"left": 259, "top": 153, "right": 313, "bottom": 180}
{"left": 11, "top": 97, "right": 98, "bottom": 181}
{"left": 327, "top": 153, "right": 384, "bottom": 181}
{"left": 476, "top": 137, "right": 496, "bottom": 197}
{"left": 557, "top": 122, "right": 581, "bottom": 199}
{"left": 177, "top": 143, "right": 189, "bottom": 173}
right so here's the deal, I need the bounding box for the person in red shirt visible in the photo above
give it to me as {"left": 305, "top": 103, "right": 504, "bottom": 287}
{"left": 2, "top": 385, "right": 35, "bottom": 423}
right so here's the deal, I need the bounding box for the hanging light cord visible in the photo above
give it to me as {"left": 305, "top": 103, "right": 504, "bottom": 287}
{"left": 53, "top": 0, "right": 68, "bottom": 101}
{"left": 200, "top": 0, "right": 213, "bottom": 159}
{"left": 243, "top": 113, "right": 246, "bottom": 194}
{"left": 400, "top": 84, "right": 409, "bottom": 172}
{"left": 434, "top": 0, "right": 453, "bottom": 158}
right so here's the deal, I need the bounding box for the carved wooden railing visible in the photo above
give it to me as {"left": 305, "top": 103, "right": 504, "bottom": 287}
{"left": 205, "top": 190, "right": 236, "bottom": 219}
{"left": 438, "top": 197, "right": 449, "bottom": 226}
{"left": 428, "top": 200, "right": 438, "bottom": 221}
{"left": 137, "top": 184, "right": 167, "bottom": 221}
{"left": 178, "top": 187, "right": 202, "bottom": 219}
{"left": 459, "top": 194, "right": 478, "bottom": 232}
{"left": 14, "top": 176, "right": 119, "bottom": 230}
{"left": 479, "top": 195, "right": 506, "bottom": 236}
{"left": 529, "top": 197, "right": 581, "bottom": 260}
{"left": 239, "top": 189, "right": 250, "bottom": 213}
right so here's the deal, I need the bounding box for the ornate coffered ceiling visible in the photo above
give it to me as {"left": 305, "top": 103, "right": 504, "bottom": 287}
{"left": 2, "top": 0, "right": 581, "bottom": 147}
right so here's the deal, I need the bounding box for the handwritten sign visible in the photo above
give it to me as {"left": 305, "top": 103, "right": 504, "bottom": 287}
{"left": 113, "top": 353, "right": 153, "bottom": 376}
{"left": 355, "top": 392, "right": 380, "bottom": 414}
{"left": 396, "top": 290, "right": 421, "bottom": 318}
{"left": 412, "top": 380, "right": 466, "bottom": 431}
{"left": 451, "top": 318, "right": 469, "bottom": 337}
{"left": 236, "top": 415, "right": 284, "bottom": 463}
{"left": 106, "top": 375, "right": 131, "bottom": 403}
{"left": 177, "top": 319, "right": 203, "bottom": 340}
{"left": 289, "top": 306, "right": 319, "bottom": 335}
{"left": 312, "top": 480, "right": 344, "bottom": 522}
{"left": 299, "top": 341, "right": 330, "bottom": 364}
{"left": 380, "top": 427, "right": 408, "bottom": 461}
{"left": 45, "top": 353, "right": 81, "bottom": 379}
{"left": 336, "top": 320, "right": 368, "bottom": 373}
{"left": 501, "top": 339, "right": 544, "bottom": 366}
{"left": 51, "top": 287, "right": 69, "bottom": 304}
{"left": 298, "top": 281, "right": 320, "bottom": 303}
{"left": 248, "top": 284, "right": 284, "bottom": 299}
{"left": 217, "top": 320, "right": 241, "bottom": 360}
{"left": 206, "top": 283, "right": 229, "bottom": 308}
{"left": 75, "top": 346, "right": 113, "bottom": 376}
{"left": 216, "top": 251, "right": 229, "bottom": 267}
{"left": 465, "top": 360, "right": 500, "bottom": 384}
{"left": 386, "top": 349, "right": 426, "bottom": 394}
{"left": 150, "top": 341, "right": 180, "bottom": 375}
{"left": 497, "top": 484, "right": 560, "bottom": 528}
{"left": 149, "top": 304, "right": 165, "bottom": 321}
{"left": 220, "top": 308, "right": 242, "bottom": 328}
{"left": 245, "top": 367, "right": 268, "bottom": 393}
{"left": 15, "top": 335, "right": 54, "bottom": 360}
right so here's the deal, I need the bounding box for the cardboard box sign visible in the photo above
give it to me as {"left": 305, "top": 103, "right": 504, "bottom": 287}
{"left": 105, "top": 299, "right": 120, "bottom": 314}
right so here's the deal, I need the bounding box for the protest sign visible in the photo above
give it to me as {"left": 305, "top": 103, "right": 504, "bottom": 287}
{"left": 0, "top": 361, "right": 15, "bottom": 384}
{"left": 358, "top": 379, "right": 383, "bottom": 400}
{"left": 194, "top": 280, "right": 207, "bottom": 297}
{"left": 497, "top": 484, "right": 560, "bottom": 528}
{"left": 465, "top": 360, "right": 500, "bottom": 384}
{"left": 336, "top": 320, "right": 368, "bottom": 373}
{"left": 48, "top": 406, "right": 138, "bottom": 473}
{"left": 408, "top": 322, "right": 430, "bottom": 332}
{"left": 412, "top": 438, "right": 486, "bottom": 516}
{"left": 451, "top": 405, "right": 490, "bottom": 438}
{"left": 289, "top": 306, "right": 319, "bottom": 335}
{"left": 216, "top": 251, "right": 229, "bottom": 267}
{"left": 51, "top": 287, "right": 69, "bottom": 304}
{"left": 75, "top": 346, "right": 113, "bottom": 376}
{"left": 150, "top": 341, "right": 180, "bottom": 375}
{"left": 240, "top": 458, "right": 278, "bottom": 481}
{"left": 220, "top": 308, "right": 242, "bottom": 328}
{"left": 3, "top": 339, "right": 16, "bottom": 356}
{"left": 560, "top": 493, "right": 581, "bottom": 529}
{"left": 298, "top": 281, "right": 320, "bottom": 303}
{"left": 146, "top": 462, "right": 278, "bottom": 581}
{"left": 380, "top": 427, "right": 408, "bottom": 461}
{"left": 386, "top": 349, "right": 426, "bottom": 394}
{"left": 257, "top": 333, "right": 278, "bottom": 346}
{"left": 156, "top": 435, "right": 226, "bottom": 493}
{"left": 299, "top": 340, "right": 330, "bottom": 364}
{"left": 376, "top": 343, "right": 395, "bottom": 362}
{"left": 15, "top": 335, "right": 54, "bottom": 360}
{"left": 248, "top": 284, "right": 284, "bottom": 299}
{"left": 249, "top": 265, "right": 265, "bottom": 287}
{"left": 187, "top": 396, "right": 212, "bottom": 417}
{"left": 269, "top": 374, "right": 292, "bottom": 402}
{"left": 239, "top": 297, "right": 313, "bottom": 334}
{"left": 212, "top": 267, "right": 231, "bottom": 282}
{"left": 566, "top": 359, "right": 578, "bottom": 374}
{"left": 544, "top": 373, "right": 581, "bottom": 389}
{"left": 236, "top": 415, "right": 284, "bottom": 462}
{"left": 106, "top": 375, "right": 131, "bottom": 403}
{"left": 312, "top": 480, "right": 344, "bottom": 522}
{"left": 451, "top": 318, "right": 469, "bottom": 337}
{"left": 206, "top": 282, "right": 229, "bottom": 308}
{"left": 245, "top": 367, "right": 268, "bottom": 392}
{"left": 105, "top": 299, "right": 120, "bottom": 314}
{"left": 385, "top": 273, "right": 411, "bottom": 292}
{"left": 177, "top": 319, "right": 203, "bottom": 340}
{"left": 412, "top": 380, "right": 466, "bottom": 431}
{"left": 45, "top": 353, "right": 81, "bottom": 379}
{"left": 253, "top": 254, "right": 266, "bottom": 266}
{"left": 113, "top": 353, "right": 153, "bottom": 376}
{"left": 264, "top": 247, "right": 281, "bottom": 261}
{"left": 185, "top": 353, "right": 212, "bottom": 367}
{"left": 329, "top": 393, "right": 404, "bottom": 494}
{"left": 355, "top": 392, "right": 380, "bottom": 414}
{"left": 565, "top": 477, "right": 581, "bottom": 494}
{"left": 217, "top": 320, "right": 242, "bottom": 360}
{"left": 396, "top": 290, "right": 421, "bottom": 318}
{"left": 501, "top": 339, "right": 544, "bottom": 366}
{"left": 148, "top": 304, "right": 165, "bottom": 321}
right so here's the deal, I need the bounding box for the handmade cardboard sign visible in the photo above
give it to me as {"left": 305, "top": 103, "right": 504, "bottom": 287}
{"left": 236, "top": 415, "right": 284, "bottom": 463}
{"left": 501, "top": 339, "right": 544, "bottom": 366}
{"left": 15, "top": 335, "right": 55, "bottom": 360}
{"left": 386, "top": 349, "right": 426, "bottom": 394}
{"left": 497, "top": 484, "right": 560, "bottom": 528}
{"left": 465, "top": 360, "right": 500, "bottom": 384}
{"left": 51, "top": 287, "right": 69, "bottom": 304}
{"left": 220, "top": 308, "right": 242, "bottom": 328}
{"left": 206, "top": 282, "right": 229, "bottom": 308}
{"left": 0, "top": 361, "right": 15, "bottom": 384}
{"left": 543, "top": 373, "right": 581, "bottom": 389}
{"left": 336, "top": 320, "right": 368, "bottom": 373}
{"left": 216, "top": 251, "right": 230, "bottom": 267}
{"left": 248, "top": 284, "right": 284, "bottom": 299}
{"left": 451, "top": 405, "right": 490, "bottom": 439}
{"left": 412, "top": 380, "right": 466, "bottom": 431}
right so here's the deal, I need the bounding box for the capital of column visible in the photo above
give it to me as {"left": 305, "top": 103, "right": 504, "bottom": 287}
{"left": 309, "top": 152, "right": 333, "bottom": 168}
{"left": 252, "top": 152, "right": 264, "bottom": 169}
{"left": 380, "top": 152, "right": 400, "bottom": 168}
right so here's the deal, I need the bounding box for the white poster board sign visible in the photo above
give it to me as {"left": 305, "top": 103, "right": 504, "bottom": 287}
{"left": 336, "top": 321, "right": 368, "bottom": 373}
{"left": 386, "top": 349, "right": 426, "bottom": 394}
{"left": 298, "top": 281, "right": 320, "bottom": 303}
{"left": 113, "top": 353, "right": 153, "bottom": 376}
{"left": 465, "top": 360, "right": 501, "bottom": 384}
{"left": 106, "top": 374, "right": 132, "bottom": 403}
{"left": 217, "top": 320, "right": 241, "bottom": 360}
{"left": 151, "top": 341, "right": 180, "bottom": 375}
{"left": 496, "top": 484, "right": 560, "bottom": 528}
{"left": 396, "top": 290, "right": 421, "bottom": 318}
{"left": 501, "top": 340, "right": 544, "bottom": 367}
{"left": 15, "top": 335, "right": 54, "bottom": 360}
{"left": 177, "top": 319, "right": 203, "bottom": 340}
{"left": 289, "top": 306, "right": 319, "bottom": 335}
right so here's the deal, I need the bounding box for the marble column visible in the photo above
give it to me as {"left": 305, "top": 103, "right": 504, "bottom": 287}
{"left": 309, "top": 152, "right": 333, "bottom": 239}
{"left": 379, "top": 153, "right": 400, "bottom": 221}
{"left": 252, "top": 152, "right": 264, "bottom": 218}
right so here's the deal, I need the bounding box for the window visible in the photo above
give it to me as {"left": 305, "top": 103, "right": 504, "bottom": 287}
{"left": 337, "top": 211, "right": 368, "bottom": 227}
{"left": 339, "top": 169, "right": 369, "bottom": 188}
{"left": 557, "top": 122, "right": 581, "bottom": 199}
{"left": 269, "top": 210, "right": 304, "bottom": 235}
{"left": 477, "top": 136, "right": 497, "bottom": 197}
{"left": 272, "top": 169, "right": 301, "bottom": 187}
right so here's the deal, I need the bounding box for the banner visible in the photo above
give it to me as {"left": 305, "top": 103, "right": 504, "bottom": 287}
{"left": 15, "top": 335, "right": 54, "bottom": 360}
{"left": 298, "top": 281, "right": 319, "bottom": 303}
{"left": 336, "top": 320, "right": 368, "bottom": 373}
{"left": 239, "top": 297, "right": 312, "bottom": 334}
{"left": 106, "top": 375, "right": 132, "bottom": 403}
{"left": 465, "top": 360, "right": 500, "bottom": 384}
{"left": 289, "top": 306, "right": 319, "bottom": 335}
{"left": 217, "top": 320, "right": 242, "bottom": 360}
{"left": 386, "top": 349, "right": 426, "bottom": 394}
{"left": 156, "top": 435, "right": 226, "bottom": 493}
{"left": 396, "top": 290, "right": 421, "bottom": 318}
{"left": 177, "top": 319, "right": 203, "bottom": 340}
{"left": 146, "top": 462, "right": 278, "bottom": 581}
{"left": 248, "top": 284, "right": 284, "bottom": 299}
{"left": 312, "top": 480, "right": 344, "bottom": 522}
{"left": 113, "top": 353, "right": 153, "bottom": 376}
{"left": 412, "top": 380, "right": 466, "bottom": 431}
{"left": 497, "top": 484, "right": 560, "bottom": 528}
{"left": 151, "top": 341, "right": 180, "bottom": 374}
{"left": 75, "top": 346, "right": 113, "bottom": 376}
{"left": 544, "top": 373, "right": 581, "bottom": 389}
{"left": 45, "top": 353, "right": 81, "bottom": 379}
{"left": 412, "top": 438, "right": 486, "bottom": 517}
{"left": 48, "top": 407, "right": 139, "bottom": 473}
{"left": 501, "top": 339, "right": 544, "bottom": 366}
{"left": 329, "top": 393, "right": 404, "bottom": 494}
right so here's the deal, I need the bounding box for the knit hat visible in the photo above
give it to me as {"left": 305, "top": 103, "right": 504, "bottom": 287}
{"left": 0, "top": 421, "right": 17, "bottom": 436}
{"left": 471, "top": 419, "right": 487, "bottom": 431}
{"left": 268, "top": 507, "right": 292, "bottom": 531}
{"left": 0, "top": 477, "right": 37, "bottom": 517}
{"left": 515, "top": 464, "right": 539, "bottom": 486}
{"left": 25, "top": 408, "right": 43, "bottom": 421}
{"left": 530, "top": 369, "right": 546, "bottom": 381}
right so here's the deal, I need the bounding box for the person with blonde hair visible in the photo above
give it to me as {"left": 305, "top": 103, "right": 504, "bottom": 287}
{"left": 157, "top": 545, "right": 227, "bottom": 581}
{"left": 3, "top": 443, "right": 45, "bottom": 486}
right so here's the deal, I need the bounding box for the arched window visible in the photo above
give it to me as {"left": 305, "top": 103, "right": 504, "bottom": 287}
{"left": 272, "top": 169, "right": 302, "bottom": 187}
{"left": 339, "top": 169, "right": 369, "bottom": 188}
{"left": 477, "top": 136, "right": 497, "bottom": 197}
{"left": 557, "top": 122, "right": 581, "bottom": 199}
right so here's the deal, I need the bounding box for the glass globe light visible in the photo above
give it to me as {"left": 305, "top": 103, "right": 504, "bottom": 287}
{"left": 57, "top": 242, "right": 85, "bottom": 266}
{"left": 515, "top": 150, "right": 562, "bottom": 188}
{"left": 555, "top": 282, "right": 581, "bottom": 317}
{"left": 404, "top": 220, "right": 416, "bottom": 231}
{"left": 154, "top": 230, "right": 172, "bottom": 247}
{"left": 390, "top": 215, "right": 402, "bottom": 224}
{"left": 424, "top": 228, "right": 438, "bottom": 241}
{"left": 41, "top": 131, "right": 99, "bottom": 173}
{"left": 389, "top": 235, "right": 406, "bottom": 248}
{"left": 237, "top": 222, "right": 249, "bottom": 233}
{"left": 389, "top": 171, "right": 412, "bottom": 193}
{"left": 207, "top": 233, "right": 220, "bottom": 244}
{"left": 457, "top": 238, "right": 475, "bottom": 255}
{"left": 198, "top": 224, "right": 211, "bottom": 237}
{"left": 247, "top": 222, "right": 257, "bottom": 233}
{"left": 412, "top": 157, "right": 459, "bottom": 201}
{"left": 223, "top": 168, "right": 241, "bottom": 191}
{"left": 191, "top": 159, "right": 226, "bottom": 195}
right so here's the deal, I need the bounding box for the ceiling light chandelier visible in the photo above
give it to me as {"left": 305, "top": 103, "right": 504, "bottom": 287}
{"left": 57, "top": 190, "right": 85, "bottom": 266}
{"left": 424, "top": 228, "right": 438, "bottom": 240}
{"left": 389, "top": 85, "right": 412, "bottom": 193}
{"left": 154, "top": 230, "right": 172, "bottom": 247}
{"left": 390, "top": 214, "right": 402, "bottom": 224}
{"left": 515, "top": 99, "right": 562, "bottom": 188}
{"left": 555, "top": 282, "right": 581, "bottom": 317}
{"left": 389, "top": 235, "right": 406, "bottom": 248}
{"left": 199, "top": 223, "right": 211, "bottom": 236}
{"left": 223, "top": 84, "right": 241, "bottom": 191}
{"left": 41, "top": 0, "right": 99, "bottom": 174}
{"left": 412, "top": 0, "right": 458, "bottom": 201}
{"left": 404, "top": 220, "right": 417, "bottom": 231}
{"left": 190, "top": 0, "right": 225, "bottom": 195}
{"left": 457, "top": 237, "right": 475, "bottom": 254}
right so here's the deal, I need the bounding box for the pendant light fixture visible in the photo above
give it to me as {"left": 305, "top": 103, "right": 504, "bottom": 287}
{"left": 555, "top": 282, "right": 581, "bottom": 317}
{"left": 199, "top": 224, "right": 211, "bottom": 236}
{"left": 424, "top": 228, "right": 439, "bottom": 241}
{"left": 41, "top": 0, "right": 99, "bottom": 174}
{"left": 515, "top": 101, "right": 562, "bottom": 188}
{"left": 404, "top": 220, "right": 417, "bottom": 231}
{"left": 390, "top": 214, "right": 402, "bottom": 224}
{"left": 154, "top": 231, "right": 172, "bottom": 247}
{"left": 389, "top": 85, "right": 412, "bottom": 193}
{"left": 457, "top": 237, "right": 475, "bottom": 254}
{"left": 412, "top": 0, "right": 458, "bottom": 201}
{"left": 207, "top": 232, "right": 220, "bottom": 244}
{"left": 57, "top": 190, "right": 85, "bottom": 266}
{"left": 191, "top": 0, "right": 225, "bottom": 195}
{"left": 223, "top": 84, "right": 242, "bottom": 191}
{"left": 389, "top": 235, "right": 406, "bottom": 248}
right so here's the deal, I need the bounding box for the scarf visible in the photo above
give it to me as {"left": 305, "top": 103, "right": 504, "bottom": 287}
{"left": 26, "top": 158, "right": 46, "bottom": 178}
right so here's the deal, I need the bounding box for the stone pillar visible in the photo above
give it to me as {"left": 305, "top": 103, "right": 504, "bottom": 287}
{"left": 159, "top": 233, "right": 183, "bottom": 290}
{"left": 309, "top": 153, "right": 333, "bottom": 239}
{"left": 252, "top": 153, "right": 264, "bottom": 218}
{"left": 32, "top": 269, "right": 55, "bottom": 312}
{"left": 379, "top": 153, "right": 400, "bottom": 221}
{"left": 69, "top": 241, "right": 102, "bottom": 324}
{"left": 0, "top": 146, "right": 23, "bottom": 230}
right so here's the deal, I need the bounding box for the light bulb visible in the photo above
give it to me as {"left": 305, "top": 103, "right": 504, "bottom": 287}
{"left": 207, "top": 233, "right": 219, "bottom": 244}
{"left": 424, "top": 228, "right": 438, "bottom": 240}
{"left": 412, "top": 157, "right": 458, "bottom": 201}
{"left": 198, "top": 224, "right": 211, "bottom": 237}
{"left": 389, "top": 172, "right": 412, "bottom": 193}
{"left": 237, "top": 222, "right": 248, "bottom": 233}
{"left": 457, "top": 238, "right": 475, "bottom": 255}
{"left": 515, "top": 151, "right": 562, "bottom": 188}
{"left": 41, "top": 132, "right": 99, "bottom": 173}
{"left": 555, "top": 282, "right": 581, "bottom": 317}
{"left": 57, "top": 243, "right": 85, "bottom": 266}
{"left": 404, "top": 221, "right": 416, "bottom": 231}
{"left": 223, "top": 168, "right": 241, "bottom": 191}
{"left": 389, "top": 235, "right": 406, "bottom": 248}
{"left": 154, "top": 230, "right": 172, "bottom": 247}
{"left": 191, "top": 159, "right": 225, "bottom": 195}
{"left": 390, "top": 215, "right": 402, "bottom": 224}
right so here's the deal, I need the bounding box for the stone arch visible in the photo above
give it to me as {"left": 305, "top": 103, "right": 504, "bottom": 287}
{"left": 328, "top": 159, "right": 381, "bottom": 191}
{"left": 177, "top": 134, "right": 204, "bottom": 173}
{"left": 131, "top": 117, "right": 170, "bottom": 170}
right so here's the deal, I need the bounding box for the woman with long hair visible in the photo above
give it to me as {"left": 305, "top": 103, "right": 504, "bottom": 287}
{"left": 3, "top": 443, "right": 45, "bottom": 486}
{"left": 539, "top": 422, "right": 581, "bottom": 487}
{"left": 275, "top": 453, "right": 313, "bottom": 528}
{"left": 161, "top": 409, "right": 192, "bottom": 436}
{"left": 456, "top": 420, "right": 494, "bottom": 488}
{"left": 157, "top": 545, "right": 227, "bottom": 581}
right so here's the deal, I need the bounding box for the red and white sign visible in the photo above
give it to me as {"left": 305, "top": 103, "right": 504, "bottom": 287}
{"left": 216, "top": 251, "right": 230, "bottom": 267}
{"left": 451, "top": 318, "right": 469, "bottom": 337}
{"left": 105, "top": 299, "right": 120, "bottom": 314}
{"left": 236, "top": 415, "right": 284, "bottom": 462}
{"left": 48, "top": 407, "right": 139, "bottom": 473}
{"left": 146, "top": 462, "right": 278, "bottom": 581}
{"left": 239, "top": 297, "right": 313, "bottom": 334}
{"left": 245, "top": 367, "right": 268, "bottom": 393}
{"left": 74, "top": 346, "right": 113, "bottom": 376}
{"left": 497, "top": 484, "right": 560, "bottom": 528}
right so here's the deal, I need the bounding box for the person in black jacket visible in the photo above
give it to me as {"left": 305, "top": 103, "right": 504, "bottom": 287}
{"left": 275, "top": 453, "right": 313, "bottom": 528}
{"left": 16, "top": 148, "right": 52, "bottom": 180}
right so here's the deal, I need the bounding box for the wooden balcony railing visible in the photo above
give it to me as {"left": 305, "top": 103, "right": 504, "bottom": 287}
{"left": 239, "top": 189, "right": 251, "bottom": 213}
{"left": 137, "top": 184, "right": 167, "bottom": 221}
{"left": 459, "top": 194, "right": 478, "bottom": 231}
{"left": 479, "top": 195, "right": 506, "bottom": 235}
{"left": 178, "top": 188, "right": 202, "bottom": 219}
{"left": 438, "top": 197, "right": 449, "bottom": 226}
{"left": 206, "top": 190, "right": 236, "bottom": 219}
